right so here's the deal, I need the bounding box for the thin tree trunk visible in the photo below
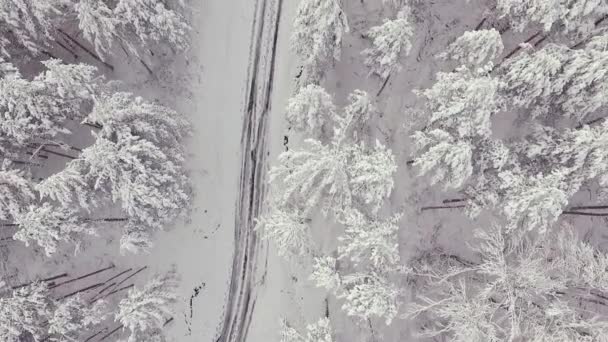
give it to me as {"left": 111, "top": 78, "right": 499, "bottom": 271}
{"left": 406, "top": 159, "right": 415, "bottom": 166}
{"left": 100, "top": 283, "right": 134, "bottom": 300}
{"left": 54, "top": 39, "right": 78, "bottom": 60}
{"left": 57, "top": 29, "right": 114, "bottom": 71}
{"left": 39, "top": 148, "right": 77, "bottom": 160}
{"left": 99, "top": 324, "right": 123, "bottom": 341}
{"left": 87, "top": 218, "right": 129, "bottom": 223}
{"left": 59, "top": 282, "right": 104, "bottom": 300}
{"left": 84, "top": 328, "right": 108, "bottom": 342}
{"left": 50, "top": 264, "right": 115, "bottom": 289}
{"left": 474, "top": 17, "right": 486, "bottom": 31}
{"left": 442, "top": 198, "right": 469, "bottom": 204}
{"left": 376, "top": 73, "right": 391, "bottom": 97}
{"left": 421, "top": 205, "right": 466, "bottom": 211}
{"left": 99, "top": 266, "right": 147, "bottom": 300}
{"left": 502, "top": 31, "right": 542, "bottom": 60}
{"left": 12, "top": 273, "right": 68, "bottom": 289}
{"left": 89, "top": 268, "right": 134, "bottom": 302}
{"left": 139, "top": 57, "right": 154, "bottom": 76}
{"left": 1, "top": 223, "right": 19, "bottom": 228}
{"left": 83, "top": 121, "right": 103, "bottom": 129}
{"left": 561, "top": 211, "right": 608, "bottom": 217}
{"left": 533, "top": 35, "right": 548, "bottom": 47}
{"left": 569, "top": 205, "right": 608, "bottom": 211}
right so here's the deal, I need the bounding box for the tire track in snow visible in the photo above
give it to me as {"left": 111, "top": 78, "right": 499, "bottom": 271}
{"left": 216, "top": 0, "right": 283, "bottom": 341}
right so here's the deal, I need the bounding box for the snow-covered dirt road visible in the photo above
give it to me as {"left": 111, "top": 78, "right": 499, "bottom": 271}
{"left": 216, "top": 0, "right": 284, "bottom": 341}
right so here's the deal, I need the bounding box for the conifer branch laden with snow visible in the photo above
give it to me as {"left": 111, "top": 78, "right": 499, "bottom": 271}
{"left": 255, "top": 206, "right": 314, "bottom": 260}
{"left": 291, "top": 0, "right": 349, "bottom": 84}
{"left": 437, "top": 29, "right": 504, "bottom": 68}
{"left": 362, "top": 6, "right": 414, "bottom": 79}
{"left": 116, "top": 269, "right": 179, "bottom": 339}
{"left": 280, "top": 317, "right": 335, "bottom": 342}
{"left": 286, "top": 84, "right": 337, "bottom": 135}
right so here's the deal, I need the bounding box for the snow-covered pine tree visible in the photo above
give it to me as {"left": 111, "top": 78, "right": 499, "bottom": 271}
{"left": 338, "top": 271, "right": 400, "bottom": 324}
{"left": 74, "top": 0, "right": 118, "bottom": 58}
{"left": 496, "top": 0, "right": 608, "bottom": 32}
{"left": 0, "top": 281, "right": 54, "bottom": 342}
{"left": 116, "top": 269, "right": 178, "bottom": 337}
{"left": 113, "top": 0, "right": 190, "bottom": 55}
{"left": 269, "top": 138, "right": 352, "bottom": 216}
{"left": 255, "top": 206, "right": 314, "bottom": 260}
{"left": 0, "top": 0, "right": 60, "bottom": 56}
{"left": 280, "top": 317, "right": 334, "bottom": 342}
{"left": 500, "top": 43, "right": 608, "bottom": 121}
{"left": 337, "top": 208, "right": 401, "bottom": 271}
{"left": 347, "top": 140, "right": 396, "bottom": 213}
{"left": 285, "top": 84, "right": 337, "bottom": 134}
{"left": 412, "top": 128, "right": 474, "bottom": 189}
{"left": 49, "top": 130, "right": 190, "bottom": 229}
{"left": 362, "top": 6, "right": 414, "bottom": 79}
{"left": 437, "top": 29, "right": 504, "bottom": 67}
{"left": 334, "top": 89, "right": 377, "bottom": 141}
{"left": 13, "top": 202, "right": 97, "bottom": 256}
{"left": 48, "top": 295, "right": 107, "bottom": 341}
{"left": 291, "top": 0, "right": 349, "bottom": 84}
{"left": 498, "top": 170, "right": 569, "bottom": 233}
{"left": 120, "top": 224, "right": 154, "bottom": 255}
{"left": 0, "top": 60, "right": 97, "bottom": 144}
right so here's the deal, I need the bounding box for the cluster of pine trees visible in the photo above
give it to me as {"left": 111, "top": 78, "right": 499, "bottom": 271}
{"left": 0, "top": 0, "right": 191, "bottom": 341}
{"left": 269, "top": 0, "right": 608, "bottom": 341}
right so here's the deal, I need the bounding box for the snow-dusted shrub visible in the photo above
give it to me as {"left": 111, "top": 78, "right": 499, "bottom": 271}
{"left": 362, "top": 6, "right": 414, "bottom": 79}
{"left": 286, "top": 84, "right": 337, "bottom": 134}
{"left": 291, "top": 0, "right": 349, "bottom": 84}
{"left": 438, "top": 29, "right": 504, "bottom": 67}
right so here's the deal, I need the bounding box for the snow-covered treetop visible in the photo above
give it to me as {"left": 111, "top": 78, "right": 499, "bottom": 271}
{"left": 0, "top": 0, "right": 61, "bottom": 55}
{"left": 337, "top": 208, "right": 401, "bottom": 270}
{"left": 0, "top": 281, "right": 53, "bottom": 342}
{"left": 0, "top": 164, "right": 34, "bottom": 221}
{"left": 116, "top": 269, "right": 179, "bottom": 336}
{"left": 286, "top": 84, "right": 337, "bottom": 135}
{"left": 48, "top": 295, "right": 108, "bottom": 341}
{"left": 255, "top": 206, "right": 314, "bottom": 261}
{"left": 0, "top": 59, "right": 97, "bottom": 143}
{"left": 496, "top": 0, "right": 608, "bottom": 32}
{"left": 339, "top": 271, "right": 401, "bottom": 324}
{"left": 437, "top": 29, "right": 504, "bottom": 67}
{"left": 291, "top": 0, "right": 349, "bottom": 84}
{"left": 362, "top": 6, "right": 415, "bottom": 79}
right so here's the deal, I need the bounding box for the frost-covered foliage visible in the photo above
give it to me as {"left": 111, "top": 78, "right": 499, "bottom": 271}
{"left": 291, "top": 0, "right": 349, "bottom": 84}
{"left": 348, "top": 140, "right": 396, "bottom": 213}
{"left": 498, "top": 170, "right": 569, "bottom": 233}
{"left": 0, "top": 282, "right": 53, "bottom": 342}
{"left": 13, "top": 203, "right": 96, "bottom": 256}
{"left": 412, "top": 129, "right": 473, "bottom": 189}
{"left": 0, "top": 0, "right": 60, "bottom": 55}
{"left": 286, "top": 84, "right": 337, "bottom": 134}
{"left": 120, "top": 225, "right": 154, "bottom": 255}
{"left": 336, "top": 89, "right": 377, "bottom": 140}
{"left": 48, "top": 295, "right": 107, "bottom": 341}
{"left": 500, "top": 43, "right": 608, "bottom": 121}
{"left": 417, "top": 65, "right": 503, "bottom": 138}
{"left": 362, "top": 6, "right": 414, "bottom": 79}
{"left": 410, "top": 226, "right": 608, "bottom": 341}
{"left": 496, "top": 0, "right": 608, "bottom": 32}
{"left": 0, "top": 60, "right": 96, "bottom": 143}
{"left": 339, "top": 272, "right": 400, "bottom": 324}
{"left": 437, "top": 29, "right": 504, "bottom": 67}
{"left": 116, "top": 269, "right": 178, "bottom": 338}
{"left": 270, "top": 137, "right": 396, "bottom": 216}
{"left": 0, "top": 165, "right": 34, "bottom": 221}
{"left": 337, "top": 208, "right": 401, "bottom": 270}
{"left": 310, "top": 256, "right": 341, "bottom": 292}
{"left": 255, "top": 207, "right": 314, "bottom": 260}
{"left": 280, "top": 317, "right": 334, "bottom": 342}
{"left": 0, "top": 0, "right": 189, "bottom": 58}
